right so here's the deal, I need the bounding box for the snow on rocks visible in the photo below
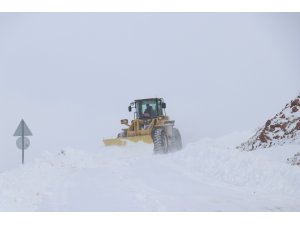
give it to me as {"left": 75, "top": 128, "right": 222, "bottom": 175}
{"left": 287, "top": 152, "right": 300, "bottom": 166}
{"left": 238, "top": 93, "right": 300, "bottom": 151}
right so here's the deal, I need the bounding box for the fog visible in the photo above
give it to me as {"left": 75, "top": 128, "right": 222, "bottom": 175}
{"left": 1, "top": 13, "right": 300, "bottom": 169}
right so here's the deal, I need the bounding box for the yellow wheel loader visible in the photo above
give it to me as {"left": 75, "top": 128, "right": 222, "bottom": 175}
{"left": 103, "top": 98, "right": 182, "bottom": 154}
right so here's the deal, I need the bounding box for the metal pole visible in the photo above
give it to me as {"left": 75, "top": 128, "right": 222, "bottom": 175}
{"left": 22, "top": 120, "right": 24, "bottom": 165}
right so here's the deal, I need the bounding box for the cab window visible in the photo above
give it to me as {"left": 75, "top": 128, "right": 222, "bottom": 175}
{"left": 136, "top": 99, "right": 163, "bottom": 118}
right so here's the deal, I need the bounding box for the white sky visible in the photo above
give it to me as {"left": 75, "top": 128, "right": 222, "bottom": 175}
{"left": 0, "top": 13, "right": 300, "bottom": 169}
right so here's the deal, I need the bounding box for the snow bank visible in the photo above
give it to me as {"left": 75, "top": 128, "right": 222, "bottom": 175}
{"left": 162, "top": 138, "right": 300, "bottom": 194}
{"left": 0, "top": 148, "right": 99, "bottom": 211}
{"left": 0, "top": 132, "right": 300, "bottom": 211}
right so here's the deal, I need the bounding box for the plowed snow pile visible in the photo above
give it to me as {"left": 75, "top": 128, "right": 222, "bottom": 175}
{"left": 0, "top": 132, "right": 299, "bottom": 212}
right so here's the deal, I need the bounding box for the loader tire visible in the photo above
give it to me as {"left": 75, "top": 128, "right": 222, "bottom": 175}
{"left": 171, "top": 128, "right": 182, "bottom": 151}
{"left": 152, "top": 128, "right": 169, "bottom": 154}
{"left": 117, "top": 131, "right": 126, "bottom": 138}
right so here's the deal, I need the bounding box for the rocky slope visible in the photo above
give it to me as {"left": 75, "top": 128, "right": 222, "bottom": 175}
{"left": 238, "top": 94, "right": 300, "bottom": 151}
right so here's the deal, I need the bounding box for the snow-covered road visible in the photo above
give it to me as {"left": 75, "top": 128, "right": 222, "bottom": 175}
{"left": 1, "top": 132, "right": 300, "bottom": 211}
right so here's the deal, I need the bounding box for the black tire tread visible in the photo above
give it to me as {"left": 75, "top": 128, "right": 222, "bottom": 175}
{"left": 152, "top": 128, "right": 168, "bottom": 154}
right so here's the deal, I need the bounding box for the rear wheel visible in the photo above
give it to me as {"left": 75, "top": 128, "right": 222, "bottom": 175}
{"left": 152, "top": 128, "right": 169, "bottom": 154}
{"left": 171, "top": 128, "right": 182, "bottom": 151}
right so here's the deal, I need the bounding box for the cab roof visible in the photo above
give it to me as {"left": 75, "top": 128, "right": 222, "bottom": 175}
{"left": 134, "top": 98, "right": 163, "bottom": 102}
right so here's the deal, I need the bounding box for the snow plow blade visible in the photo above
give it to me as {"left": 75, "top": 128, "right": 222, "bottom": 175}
{"left": 103, "top": 135, "right": 153, "bottom": 147}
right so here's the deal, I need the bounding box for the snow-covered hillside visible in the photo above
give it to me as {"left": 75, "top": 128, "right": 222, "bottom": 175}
{"left": 238, "top": 94, "right": 300, "bottom": 151}
{"left": 0, "top": 132, "right": 299, "bottom": 212}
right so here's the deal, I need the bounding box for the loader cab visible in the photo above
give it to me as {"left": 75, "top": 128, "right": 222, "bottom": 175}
{"left": 129, "top": 98, "right": 166, "bottom": 119}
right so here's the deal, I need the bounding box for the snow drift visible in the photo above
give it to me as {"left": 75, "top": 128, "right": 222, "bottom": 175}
{"left": 0, "top": 132, "right": 300, "bottom": 212}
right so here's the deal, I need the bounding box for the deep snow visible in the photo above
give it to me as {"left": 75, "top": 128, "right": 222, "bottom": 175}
{"left": 0, "top": 132, "right": 300, "bottom": 212}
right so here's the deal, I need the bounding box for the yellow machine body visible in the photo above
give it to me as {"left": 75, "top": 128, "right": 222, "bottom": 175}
{"left": 103, "top": 115, "right": 170, "bottom": 147}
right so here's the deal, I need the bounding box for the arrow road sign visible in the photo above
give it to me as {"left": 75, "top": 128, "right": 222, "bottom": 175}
{"left": 13, "top": 120, "right": 32, "bottom": 136}
{"left": 13, "top": 119, "right": 33, "bottom": 165}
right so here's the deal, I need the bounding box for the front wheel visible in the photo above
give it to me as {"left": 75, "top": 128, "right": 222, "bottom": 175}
{"left": 152, "top": 128, "right": 169, "bottom": 154}
{"left": 117, "top": 131, "right": 126, "bottom": 138}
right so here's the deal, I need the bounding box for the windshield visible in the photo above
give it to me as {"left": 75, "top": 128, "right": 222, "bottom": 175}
{"left": 136, "top": 99, "right": 163, "bottom": 119}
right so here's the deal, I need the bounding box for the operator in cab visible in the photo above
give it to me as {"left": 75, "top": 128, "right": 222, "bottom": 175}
{"left": 144, "top": 104, "right": 155, "bottom": 118}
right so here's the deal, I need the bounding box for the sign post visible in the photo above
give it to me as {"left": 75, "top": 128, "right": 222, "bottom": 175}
{"left": 13, "top": 119, "right": 32, "bottom": 165}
